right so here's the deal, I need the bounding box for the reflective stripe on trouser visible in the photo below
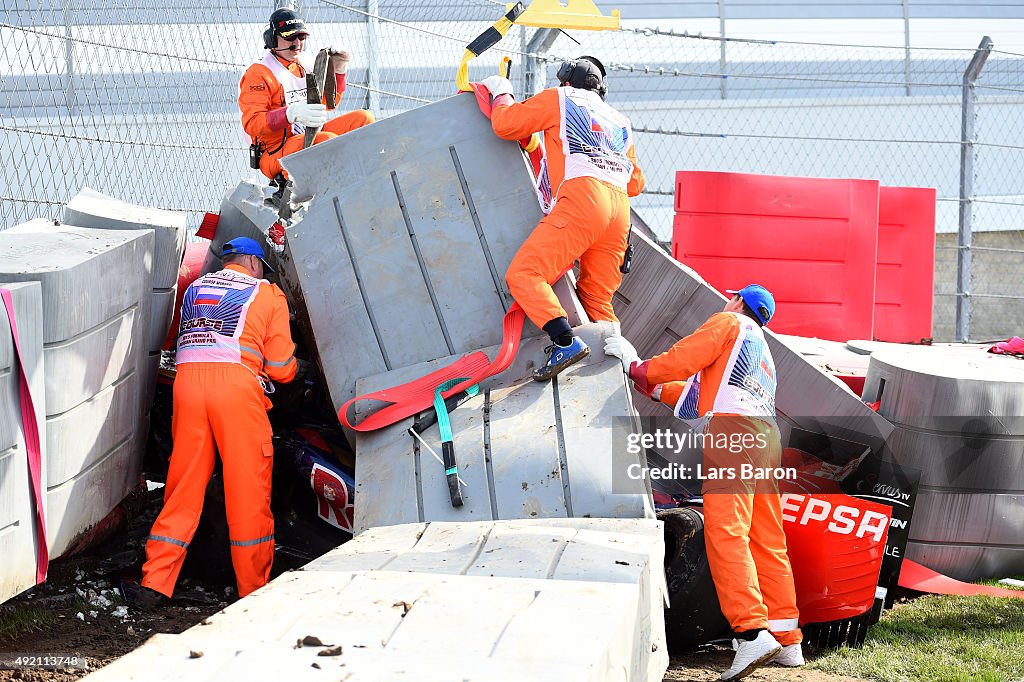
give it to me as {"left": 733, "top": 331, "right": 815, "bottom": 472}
{"left": 506, "top": 176, "right": 630, "bottom": 329}
{"left": 260, "top": 109, "right": 376, "bottom": 180}
{"left": 141, "top": 363, "right": 276, "bottom": 598}
{"left": 701, "top": 415, "right": 802, "bottom": 646}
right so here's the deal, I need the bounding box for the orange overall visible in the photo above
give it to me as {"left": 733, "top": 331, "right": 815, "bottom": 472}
{"left": 634, "top": 312, "right": 802, "bottom": 645}
{"left": 491, "top": 87, "right": 644, "bottom": 328}
{"left": 141, "top": 264, "right": 297, "bottom": 598}
{"left": 239, "top": 53, "right": 375, "bottom": 180}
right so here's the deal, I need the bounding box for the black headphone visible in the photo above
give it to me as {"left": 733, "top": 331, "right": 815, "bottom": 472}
{"left": 263, "top": 9, "right": 307, "bottom": 50}
{"left": 263, "top": 21, "right": 275, "bottom": 50}
{"left": 556, "top": 56, "right": 608, "bottom": 100}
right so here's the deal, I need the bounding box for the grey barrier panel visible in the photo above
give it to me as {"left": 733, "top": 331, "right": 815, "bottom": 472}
{"left": 0, "top": 222, "right": 153, "bottom": 557}
{"left": 143, "top": 351, "right": 161, "bottom": 410}
{"left": 0, "top": 281, "right": 45, "bottom": 604}
{"left": 200, "top": 181, "right": 280, "bottom": 277}
{"left": 616, "top": 229, "right": 896, "bottom": 464}
{"left": 280, "top": 94, "right": 545, "bottom": 416}
{"left": 353, "top": 322, "right": 653, "bottom": 534}
{"left": 64, "top": 187, "right": 186, "bottom": 289}
{"left": 863, "top": 348, "right": 1024, "bottom": 581}
{"left": 150, "top": 286, "right": 177, "bottom": 353}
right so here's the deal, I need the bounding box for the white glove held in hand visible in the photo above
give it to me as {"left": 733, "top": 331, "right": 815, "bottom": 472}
{"left": 286, "top": 102, "right": 328, "bottom": 127}
{"left": 328, "top": 46, "right": 350, "bottom": 73}
{"left": 480, "top": 75, "right": 514, "bottom": 99}
{"left": 604, "top": 335, "right": 640, "bottom": 373}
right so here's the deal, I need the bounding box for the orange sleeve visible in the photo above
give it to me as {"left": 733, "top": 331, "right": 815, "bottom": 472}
{"left": 626, "top": 143, "right": 644, "bottom": 197}
{"left": 658, "top": 381, "right": 686, "bottom": 409}
{"left": 239, "top": 63, "right": 285, "bottom": 141}
{"left": 490, "top": 88, "right": 560, "bottom": 141}
{"left": 262, "top": 284, "right": 297, "bottom": 383}
{"left": 645, "top": 313, "right": 739, "bottom": 385}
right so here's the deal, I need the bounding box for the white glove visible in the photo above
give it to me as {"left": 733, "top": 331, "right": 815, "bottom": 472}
{"left": 480, "top": 75, "right": 514, "bottom": 99}
{"left": 286, "top": 102, "right": 328, "bottom": 127}
{"left": 327, "top": 46, "right": 350, "bottom": 74}
{"left": 604, "top": 335, "right": 640, "bottom": 373}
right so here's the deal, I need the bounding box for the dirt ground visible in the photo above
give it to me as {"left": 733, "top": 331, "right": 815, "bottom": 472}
{"left": 0, "top": 485, "right": 233, "bottom": 682}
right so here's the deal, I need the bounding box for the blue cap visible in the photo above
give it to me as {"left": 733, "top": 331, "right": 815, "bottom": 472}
{"left": 221, "top": 236, "right": 275, "bottom": 273}
{"left": 726, "top": 284, "right": 775, "bottom": 326}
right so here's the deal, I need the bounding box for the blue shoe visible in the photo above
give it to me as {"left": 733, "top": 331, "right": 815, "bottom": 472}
{"left": 533, "top": 336, "right": 591, "bottom": 381}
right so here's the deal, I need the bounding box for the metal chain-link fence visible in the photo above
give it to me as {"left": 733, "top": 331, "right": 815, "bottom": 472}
{"left": 1, "top": 1, "right": 1022, "bottom": 341}
{"left": 964, "top": 47, "right": 1024, "bottom": 342}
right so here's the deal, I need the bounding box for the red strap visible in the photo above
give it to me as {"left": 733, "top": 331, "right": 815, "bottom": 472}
{"left": 898, "top": 558, "right": 1024, "bottom": 599}
{"left": 1, "top": 288, "right": 48, "bottom": 583}
{"left": 339, "top": 306, "right": 525, "bottom": 431}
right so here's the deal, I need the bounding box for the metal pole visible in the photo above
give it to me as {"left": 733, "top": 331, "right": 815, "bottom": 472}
{"left": 718, "top": 0, "right": 727, "bottom": 100}
{"left": 956, "top": 36, "right": 993, "bottom": 343}
{"left": 524, "top": 28, "right": 558, "bottom": 98}
{"left": 366, "top": 0, "right": 380, "bottom": 113}
{"left": 902, "top": 0, "right": 912, "bottom": 96}
{"left": 61, "top": 0, "right": 75, "bottom": 115}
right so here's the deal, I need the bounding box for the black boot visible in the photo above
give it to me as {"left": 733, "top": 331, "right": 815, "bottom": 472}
{"left": 133, "top": 586, "right": 168, "bottom": 611}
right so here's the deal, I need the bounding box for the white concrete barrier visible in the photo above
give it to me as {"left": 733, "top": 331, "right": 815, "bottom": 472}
{"left": 0, "top": 222, "right": 153, "bottom": 556}
{"left": 85, "top": 518, "right": 668, "bottom": 682}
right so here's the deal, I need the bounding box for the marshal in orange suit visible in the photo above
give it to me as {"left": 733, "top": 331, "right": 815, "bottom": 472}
{"left": 479, "top": 55, "right": 644, "bottom": 381}
{"left": 136, "top": 238, "right": 298, "bottom": 609}
{"left": 605, "top": 285, "right": 805, "bottom": 681}
{"left": 239, "top": 7, "right": 374, "bottom": 181}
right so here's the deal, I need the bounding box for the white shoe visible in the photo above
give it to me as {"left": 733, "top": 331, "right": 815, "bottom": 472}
{"left": 721, "top": 630, "right": 782, "bottom": 680}
{"left": 771, "top": 643, "right": 804, "bottom": 667}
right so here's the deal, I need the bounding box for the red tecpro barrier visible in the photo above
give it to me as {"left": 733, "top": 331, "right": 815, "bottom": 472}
{"left": 673, "top": 171, "right": 880, "bottom": 342}
{"left": 162, "top": 240, "right": 211, "bottom": 351}
{"left": 875, "top": 186, "right": 936, "bottom": 343}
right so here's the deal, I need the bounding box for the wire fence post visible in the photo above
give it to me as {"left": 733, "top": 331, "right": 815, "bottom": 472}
{"left": 524, "top": 28, "right": 557, "bottom": 98}
{"left": 901, "top": 0, "right": 912, "bottom": 96}
{"left": 718, "top": 0, "right": 728, "bottom": 99}
{"left": 61, "top": 0, "right": 76, "bottom": 115}
{"left": 366, "top": 0, "right": 380, "bottom": 113}
{"left": 956, "top": 36, "right": 993, "bottom": 343}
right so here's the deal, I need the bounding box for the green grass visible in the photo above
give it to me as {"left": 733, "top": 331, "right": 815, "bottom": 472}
{"left": 809, "top": 593, "right": 1024, "bottom": 682}
{"left": 0, "top": 603, "right": 56, "bottom": 642}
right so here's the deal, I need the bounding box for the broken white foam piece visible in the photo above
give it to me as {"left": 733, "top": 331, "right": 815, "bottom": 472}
{"left": 999, "top": 578, "right": 1024, "bottom": 588}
